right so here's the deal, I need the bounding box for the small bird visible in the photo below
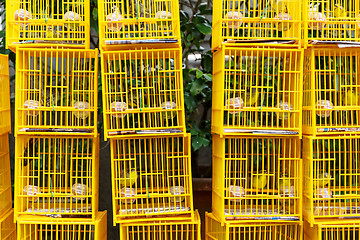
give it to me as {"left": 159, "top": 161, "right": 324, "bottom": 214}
{"left": 120, "top": 168, "right": 138, "bottom": 188}
{"left": 334, "top": 4, "right": 347, "bottom": 18}
{"left": 342, "top": 89, "right": 360, "bottom": 106}
{"left": 46, "top": 26, "right": 62, "bottom": 39}
{"left": 242, "top": 88, "right": 259, "bottom": 107}
{"left": 314, "top": 172, "right": 332, "bottom": 187}
{"left": 251, "top": 172, "right": 268, "bottom": 190}
{"left": 270, "top": 0, "right": 288, "bottom": 13}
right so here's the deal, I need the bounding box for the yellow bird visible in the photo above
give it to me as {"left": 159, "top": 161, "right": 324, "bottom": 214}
{"left": 342, "top": 89, "right": 360, "bottom": 106}
{"left": 251, "top": 173, "right": 268, "bottom": 190}
{"left": 242, "top": 88, "right": 260, "bottom": 107}
{"left": 270, "top": 0, "right": 288, "bottom": 13}
{"left": 334, "top": 4, "right": 347, "bottom": 18}
{"left": 120, "top": 168, "right": 138, "bottom": 188}
{"left": 46, "top": 26, "right": 62, "bottom": 39}
{"left": 314, "top": 172, "right": 332, "bottom": 187}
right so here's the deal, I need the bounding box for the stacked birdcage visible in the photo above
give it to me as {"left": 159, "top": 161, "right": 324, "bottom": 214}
{"left": 303, "top": 0, "right": 360, "bottom": 237}
{"left": 97, "top": 0, "right": 201, "bottom": 237}
{"left": 5, "top": 0, "right": 107, "bottom": 238}
{"left": 0, "top": 54, "right": 16, "bottom": 240}
{"left": 206, "top": 0, "right": 303, "bottom": 239}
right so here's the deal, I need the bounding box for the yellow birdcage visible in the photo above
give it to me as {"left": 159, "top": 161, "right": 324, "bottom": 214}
{"left": 0, "top": 134, "right": 12, "bottom": 217}
{"left": 304, "top": 0, "right": 360, "bottom": 45}
{"left": 212, "top": 135, "right": 302, "bottom": 225}
{"left": 212, "top": 0, "right": 302, "bottom": 50}
{"left": 17, "top": 211, "right": 107, "bottom": 240}
{"left": 304, "top": 219, "right": 360, "bottom": 240}
{"left": 303, "top": 135, "right": 360, "bottom": 226}
{"left": 212, "top": 47, "right": 303, "bottom": 137}
{"left": 97, "top": 0, "right": 181, "bottom": 50}
{"left": 14, "top": 135, "right": 99, "bottom": 220}
{"left": 6, "top": 0, "right": 90, "bottom": 52}
{"left": 101, "top": 47, "right": 185, "bottom": 140}
{"left": 110, "top": 133, "right": 194, "bottom": 224}
{"left": 15, "top": 48, "right": 98, "bottom": 136}
{"left": 303, "top": 47, "right": 360, "bottom": 135}
{"left": 0, "top": 55, "right": 12, "bottom": 135}
{"left": 205, "top": 212, "right": 303, "bottom": 240}
{"left": 119, "top": 210, "right": 201, "bottom": 239}
{"left": 0, "top": 210, "right": 16, "bottom": 240}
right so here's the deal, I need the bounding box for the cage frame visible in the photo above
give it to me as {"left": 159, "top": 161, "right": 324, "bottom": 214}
{"left": 304, "top": 219, "right": 360, "bottom": 239}
{"left": 110, "top": 133, "right": 194, "bottom": 224}
{"left": 0, "top": 210, "right": 16, "bottom": 240}
{"left": 303, "top": 47, "right": 360, "bottom": 136}
{"left": 97, "top": 0, "right": 181, "bottom": 51}
{"left": 211, "top": 0, "right": 303, "bottom": 50}
{"left": 303, "top": 0, "right": 360, "bottom": 47}
{"left": 0, "top": 133, "right": 12, "bottom": 217}
{"left": 101, "top": 46, "right": 186, "bottom": 140}
{"left": 6, "top": 0, "right": 90, "bottom": 52}
{"left": 16, "top": 211, "right": 107, "bottom": 240}
{"left": 303, "top": 135, "right": 360, "bottom": 227}
{"left": 0, "top": 54, "right": 12, "bottom": 135}
{"left": 212, "top": 46, "right": 304, "bottom": 137}
{"left": 14, "top": 47, "right": 99, "bottom": 136}
{"left": 212, "top": 135, "right": 302, "bottom": 226}
{"left": 205, "top": 212, "right": 303, "bottom": 240}
{"left": 119, "top": 210, "right": 201, "bottom": 239}
{"left": 14, "top": 134, "right": 99, "bottom": 221}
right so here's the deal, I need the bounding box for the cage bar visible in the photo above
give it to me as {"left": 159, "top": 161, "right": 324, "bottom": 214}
{"left": 0, "top": 134, "right": 11, "bottom": 217}
{"left": 0, "top": 54, "right": 12, "bottom": 135}
{"left": 119, "top": 210, "right": 201, "bottom": 239}
{"left": 303, "top": 135, "right": 360, "bottom": 226}
{"left": 212, "top": 0, "right": 302, "bottom": 50}
{"left": 303, "top": 47, "right": 360, "bottom": 135}
{"left": 6, "top": 0, "right": 90, "bottom": 51}
{"left": 212, "top": 47, "right": 303, "bottom": 137}
{"left": 15, "top": 48, "right": 98, "bottom": 136}
{"left": 205, "top": 212, "right": 303, "bottom": 240}
{"left": 101, "top": 47, "right": 185, "bottom": 140}
{"left": 212, "top": 135, "right": 302, "bottom": 225}
{"left": 17, "top": 211, "right": 107, "bottom": 240}
{"left": 304, "top": 219, "right": 360, "bottom": 239}
{"left": 14, "top": 135, "right": 99, "bottom": 220}
{"left": 110, "top": 133, "right": 194, "bottom": 224}
{"left": 0, "top": 210, "right": 16, "bottom": 240}
{"left": 98, "top": 0, "right": 181, "bottom": 50}
{"left": 304, "top": 0, "right": 360, "bottom": 45}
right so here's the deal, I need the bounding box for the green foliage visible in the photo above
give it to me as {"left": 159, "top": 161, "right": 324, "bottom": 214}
{"left": 181, "top": 2, "right": 212, "bottom": 152}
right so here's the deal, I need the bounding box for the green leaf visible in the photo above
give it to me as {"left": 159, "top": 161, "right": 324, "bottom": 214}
{"left": 201, "top": 54, "right": 213, "bottom": 73}
{"left": 203, "top": 74, "right": 212, "bottom": 81}
{"left": 187, "top": 33, "right": 194, "bottom": 41}
{"left": 196, "top": 23, "right": 212, "bottom": 35}
{"left": 196, "top": 69, "right": 203, "bottom": 79}
{"left": 190, "top": 79, "right": 206, "bottom": 95}
{"left": 184, "top": 92, "right": 197, "bottom": 112}
{"left": 92, "top": 8, "right": 98, "bottom": 20}
{"left": 192, "top": 136, "right": 210, "bottom": 151}
{"left": 198, "top": 3, "right": 208, "bottom": 14}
